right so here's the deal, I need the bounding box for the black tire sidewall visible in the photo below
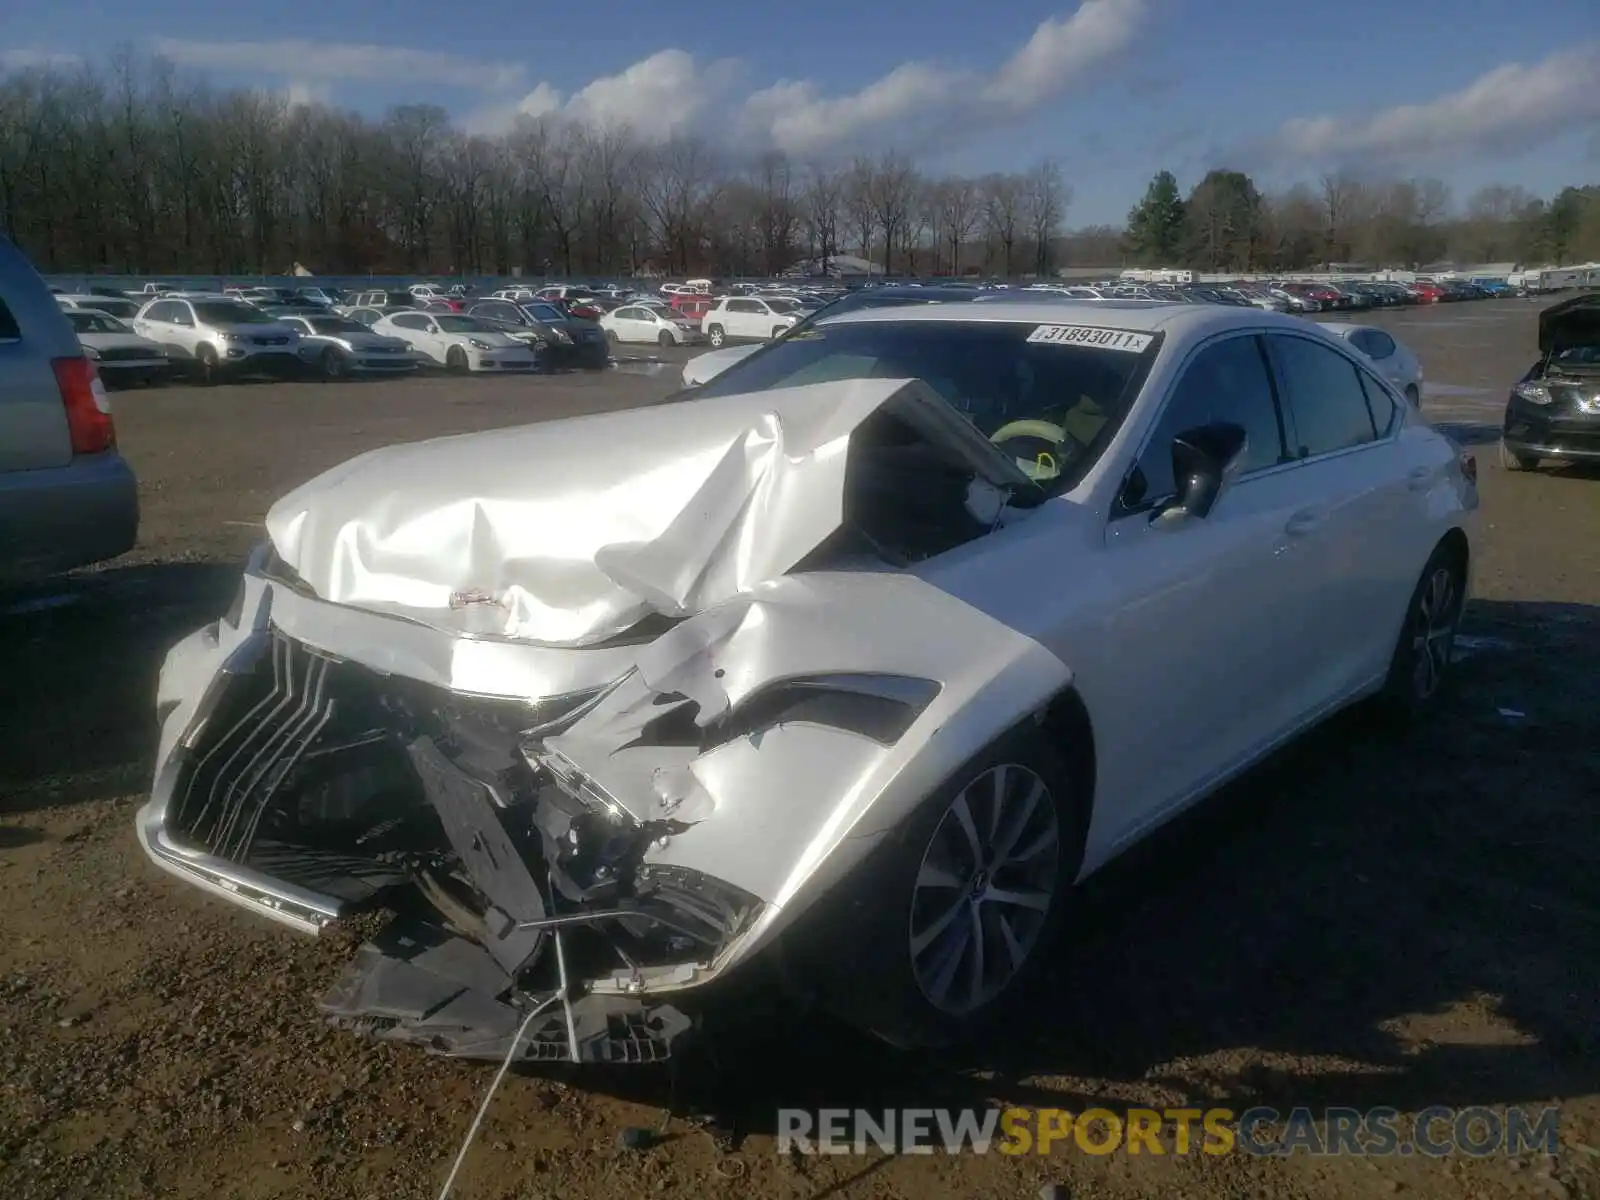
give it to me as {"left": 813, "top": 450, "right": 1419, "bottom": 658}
{"left": 446, "top": 346, "right": 468, "bottom": 372}
{"left": 796, "top": 724, "right": 1085, "bottom": 1051}
{"left": 322, "top": 347, "right": 346, "bottom": 379}
{"left": 195, "top": 345, "right": 220, "bottom": 385}
{"left": 1379, "top": 544, "right": 1466, "bottom": 720}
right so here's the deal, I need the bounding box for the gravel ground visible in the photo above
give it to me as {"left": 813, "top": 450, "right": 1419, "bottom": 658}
{"left": 1, "top": 304, "right": 1597, "bottom": 1200}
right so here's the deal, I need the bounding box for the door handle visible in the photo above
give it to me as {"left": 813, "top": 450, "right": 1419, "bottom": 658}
{"left": 1284, "top": 508, "right": 1326, "bottom": 537}
{"left": 1407, "top": 466, "right": 1433, "bottom": 491}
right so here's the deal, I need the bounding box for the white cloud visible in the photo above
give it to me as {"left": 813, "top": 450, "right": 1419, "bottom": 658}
{"left": 1267, "top": 44, "right": 1600, "bottom": 163}
{"left": 478, "top": 0, "right": 1147, "bottom": 151}
{"left": 284, "top": 80, "right": 334, "bottom": 109}
{"left": 148, "top": 38, "right": 526, "bottom": 92}
{"left": 0, "top": 49, "right": 82, "bottom": 71}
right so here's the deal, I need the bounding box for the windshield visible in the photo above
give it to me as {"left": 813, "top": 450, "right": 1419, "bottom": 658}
{"left": 523, "top": 303, "right": 566, "bottom": 322}
{"left": 435, "top": 315, "right": 490, "bottom": 333}
{"left": 695, "top": 318, "right": 1160, "bottom": 489}
{"left": 68, "top": 310, "right": 130, "bottom": 334}
{"left": 307, "top": 316, "right": 369, "bottom": 335}
{"left": 195, "top": 302, "right": 276, "bottom": 325}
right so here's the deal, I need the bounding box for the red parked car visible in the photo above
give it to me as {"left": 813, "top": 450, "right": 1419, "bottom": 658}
{"left": 1408, "top": 282, "right": 1445, "bottom": 303}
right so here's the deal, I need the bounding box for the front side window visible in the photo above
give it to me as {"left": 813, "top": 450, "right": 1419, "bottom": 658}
{"left": 390, "top": 313, "right": 429, "bottom": 330}
{"left": 695, "top": 318, "right": 1160, "bottom": 491}
{"left": 1270, "top": 334, "right": 1379, "bottom": 458}
{"left": 433, "top": 315, "right": 488, "bottom": 334}
{"left": 1121, "top": 334, "right": 1287, "bottom": 512}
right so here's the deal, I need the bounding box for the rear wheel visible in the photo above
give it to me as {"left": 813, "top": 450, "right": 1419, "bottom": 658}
{"left": 1499, "top": 441, "right": 1538, "bottom": 472}
{"left": 807, "top": 726, "right": 1084, "bottom": 1050}
{"left": 1378, "top": 543, "right": 1466, "bottom": 721}
{"left": 445, "top": 346, "right": 469, "bottom": 373}
{"left": 605, "top": 329, "right": 619, "bottom": 347}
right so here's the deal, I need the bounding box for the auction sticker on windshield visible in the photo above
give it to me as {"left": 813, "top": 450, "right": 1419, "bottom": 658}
{"left": 1027, "top": 325, "right": 1153, "bottom": 352}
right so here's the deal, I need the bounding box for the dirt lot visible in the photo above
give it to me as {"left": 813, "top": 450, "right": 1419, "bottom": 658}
{"left": 2, "top": 302, "right": 1597, "bottom": 1200}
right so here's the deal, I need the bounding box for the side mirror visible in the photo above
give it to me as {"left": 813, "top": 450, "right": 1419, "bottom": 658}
{"left": 1151, "top": 421, "right": 1249, "bottom": 527}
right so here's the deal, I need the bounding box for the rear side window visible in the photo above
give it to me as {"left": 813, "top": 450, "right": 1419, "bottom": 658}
{"left": 0, "top": 297, "right": 18, "bottom": 339}
{"left": 1358, "top": 372, "right": 1400, "bottom": 433}
{"left": 1269, "top": 334, "right": 1378, "bottom": 458}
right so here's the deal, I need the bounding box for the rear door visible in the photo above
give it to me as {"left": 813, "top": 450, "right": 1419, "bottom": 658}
{"left": 1264, "top": 330, "right": 1418, "bottom": 700}
{"left": 0, "top": 238, "right": 78, "bottom": 470}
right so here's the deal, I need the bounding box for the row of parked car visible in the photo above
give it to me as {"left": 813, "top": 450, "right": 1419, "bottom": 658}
{"left": 1037, "top": 277, "right": 1513, "bottom": 313}
{"left": 45, "top": 277, "right": 851, "bottom": 384}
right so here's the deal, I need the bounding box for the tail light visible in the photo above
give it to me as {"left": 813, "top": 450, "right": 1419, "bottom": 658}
{"left": 1460, "top": 451, "right": 1477, "bottom": 486}
{"left": 52, "top": 356, "right": 116, "bottom": 454}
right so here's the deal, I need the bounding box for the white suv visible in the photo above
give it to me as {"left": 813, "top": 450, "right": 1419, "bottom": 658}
{"left": 701, "top": 297, "right": 802, "bottom": 347}
{"left": 132, "top": 295, "right": 301, "bottom": 384}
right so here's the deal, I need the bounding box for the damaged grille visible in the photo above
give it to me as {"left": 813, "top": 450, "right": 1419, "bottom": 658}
{"left": 161, "top": 626, "right": 760, "bottom": 1063}
{"left": 173, "top": 632, "right": 337, "bottom": 862}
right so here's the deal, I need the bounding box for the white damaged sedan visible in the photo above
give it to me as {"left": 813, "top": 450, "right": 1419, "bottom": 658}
{"left": 137, "top": 301, "right": 1478, "bottom": 1061}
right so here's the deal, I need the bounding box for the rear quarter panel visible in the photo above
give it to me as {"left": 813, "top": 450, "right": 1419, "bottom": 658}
{"left": 0, "top": 238, "right": 78, "bottom": 471}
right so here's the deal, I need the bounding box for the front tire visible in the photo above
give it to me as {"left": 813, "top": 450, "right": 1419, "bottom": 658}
{"left": 445, "top": 346, "right": 469, "bottom": 374}
{"left": 807, "top": 726, "right": 1084, "bottom": 1050}
{"left": 707, "top": 324, "right": 726, "bottom": 348}
{"left": 320, "top": 347, "right": 348, "bottom": 380}
{"left": 1378, "top": 543, "right": 1466, "bottom": 721}
{"left": 658, "top": 330, "right": 674, "bottom": 348}
{"left": 1404, "top": 383, "right": 1420, "bottom": 407}
{"left": 1499, "top": 440, "right": 1538, "bottom": 472}
{"left": 194, "top": 344, "right": 221, "bottom": 386}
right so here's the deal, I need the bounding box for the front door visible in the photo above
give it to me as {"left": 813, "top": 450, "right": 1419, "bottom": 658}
{"left": 1088, "top": 332, "right": 1320, "bottom": 842}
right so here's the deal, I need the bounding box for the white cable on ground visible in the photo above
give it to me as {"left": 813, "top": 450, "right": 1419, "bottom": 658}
{"left": 436, "top": 991, "right": 563, "bottom": 1200}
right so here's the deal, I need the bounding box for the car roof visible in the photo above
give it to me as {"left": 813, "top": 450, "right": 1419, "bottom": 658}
{"left": 819, "top": 297, "right": 1311, "bottom": 339}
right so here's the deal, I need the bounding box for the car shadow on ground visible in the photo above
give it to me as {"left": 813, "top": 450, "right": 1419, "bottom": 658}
{"left": 0, "top": 561, "right": 238, "bottom": 817}
{"left": 552, "top": 598, "right": 1599, "bottom": 1139}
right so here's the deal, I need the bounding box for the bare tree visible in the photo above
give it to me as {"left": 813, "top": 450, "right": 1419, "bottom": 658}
{"left": 843, "top": 157, "right": 877, "bottom": 268}
{"left": 0, "top": 48, "right": 1586, "bottom": 279}
{"left": 1023, "top": 159, "right": 1069, "bottom": 276}
{"left": 801, "top": 164, "right": 843, "bottom": 274}
{"left": 981, "top": 173, "right": 1024, "bottom": 276}
{"left": 639, "top": 135, "right": 720, "bottom": 274}
{"left": 750, "top": 151, "right": 799, "bottom": 275}
{"left": 936, "top": 178, "right": 980, "bottom": 275}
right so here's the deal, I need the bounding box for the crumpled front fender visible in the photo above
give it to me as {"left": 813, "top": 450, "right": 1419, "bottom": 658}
{"left": 527, "top": 570, "right": 1072, "bottom": 968}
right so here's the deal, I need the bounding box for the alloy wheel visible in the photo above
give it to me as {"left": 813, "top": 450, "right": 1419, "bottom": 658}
{"left": 1410, "top": 566, "right": 1459, "bottom": 700}
{"left": 908, "top": 763, "right": 1061, "bottom": 1017}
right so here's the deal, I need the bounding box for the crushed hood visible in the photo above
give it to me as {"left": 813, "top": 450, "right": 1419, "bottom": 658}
{"left": 265, "top": 377, "right": 1033, "bottom": 647}
{"left": 1540, "top": 294, "right": 1600, "bottom": 356}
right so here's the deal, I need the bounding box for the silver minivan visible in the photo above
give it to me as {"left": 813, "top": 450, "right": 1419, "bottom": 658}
{"left": 0, "top": 236, "right": 139, "bottom": 577}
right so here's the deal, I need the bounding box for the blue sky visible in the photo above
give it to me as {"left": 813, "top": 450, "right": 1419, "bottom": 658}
{"left": 4, "top": 0, "right": 1596, "bottom": 226}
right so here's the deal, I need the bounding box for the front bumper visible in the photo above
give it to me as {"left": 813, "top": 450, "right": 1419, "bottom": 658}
{"left": 220, "top": 347, "right": 302, "bottom": 375}
{"left": 135, "top": 555, "right": 778, "bottom": 1061}
{"left": 468, "top": 348, "right": 541, "bottom": 371}
{"left": 1502, "top": 388, "right": 1600, "bottom": 462}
